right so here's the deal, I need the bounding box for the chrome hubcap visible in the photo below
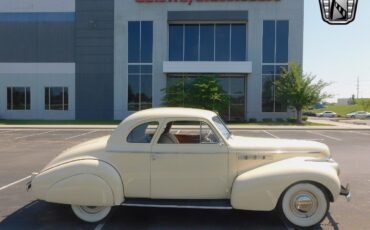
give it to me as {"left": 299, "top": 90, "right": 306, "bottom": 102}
{"left": 290, "top": 192, "right": 318, "bottom": 218}
{"left": 81, "top": 206, "right": 105, "bottom": 214}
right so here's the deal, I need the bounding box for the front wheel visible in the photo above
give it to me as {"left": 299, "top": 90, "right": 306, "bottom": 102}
{"left": 71, "top": 205, "right": 111, "bottom": 223}
{"left": 277, "top": 183, "right": 329, "bottom": 228}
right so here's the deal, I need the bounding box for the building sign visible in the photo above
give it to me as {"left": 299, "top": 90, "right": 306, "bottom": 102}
{"left": 136, "top": 0, "right": 278, "bottom": 6}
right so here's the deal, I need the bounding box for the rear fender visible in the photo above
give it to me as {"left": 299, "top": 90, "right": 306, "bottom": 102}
{"left": 230, "top": 157, "right": 341, "bottom": 211}
{"left": 32, "top": 159, "right": 124, "bottom": 206}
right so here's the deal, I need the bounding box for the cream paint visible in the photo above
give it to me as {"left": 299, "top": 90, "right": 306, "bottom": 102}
{"left": 30, "top": 108, "right": 344, "bottom": 213}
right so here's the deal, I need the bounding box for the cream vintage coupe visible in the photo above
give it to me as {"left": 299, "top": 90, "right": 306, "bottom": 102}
{"left": 28, "top": 108, "right": 350, "bottom": 228}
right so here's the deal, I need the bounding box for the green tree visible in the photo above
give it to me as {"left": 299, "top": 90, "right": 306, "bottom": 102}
{"left": 358, "top": 99, "right": 370, "bottom": 111}
{"left": 275, "top": 62, "right": 331, "bottom": 123}
{"left": 162, "top": 76, "right": 229, "bottom": 112}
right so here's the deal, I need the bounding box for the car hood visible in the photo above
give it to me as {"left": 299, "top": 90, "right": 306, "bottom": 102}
{"left": 227, "top": 135, "right": 330, "bottom": 158}
{"left": 42, "top": 135, "right": 110, "bottom": 171}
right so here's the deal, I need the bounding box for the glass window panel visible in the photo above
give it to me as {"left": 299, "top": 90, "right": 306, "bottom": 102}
{"left": 263, "top": 20, "right": 275, "bottom": 63}
{"left": 274, "top": 75, "right": 287, "bottom": 112}
{"left": 262, "top": 65, "right": 275, "bottom": 75}
{"left": 127, "top": 122, "right": 159, "bottom": 143}
{"left": 26, "top": 87, "right": 31, "bottom": 110}
{"left": 262, "top": 75, "right": 274, "bottom": 112}
{"left": 12, "top": 87, "right": 26, "bottom": 110}
{"left": 231, "top": 24, "right": 246, "bottom": 61}
{"left": 184, "top": 24, "right": 199, "bottom": 61}
{"left": 275, "top": 101, "right": 288, "bottom": 112}
{"left": 160, "top": 121, "right": 201, "bottom": 144}
{"left": 275, "top": 65, "right": 288, "bottom": 75}
{"left": 128, "top": 103, "right": 139, "bottom": 111}
{"left": 169, "top": 24, "right": 184, "bottom": 61}
{"left": 276, "top": 20, "right": 289, "bottom": 63}
{"left": 50, "top": 87, "right": 63, "bottom": 110}
{"left": 45, "top": 88, "right": 49, "bottom": 110}
{"left": 140, "top": 65, "right": 152, "bottom": 74}
{"left": 141, "top": 75, "right": 152, "bottom": 104}
{"left": 7, "top": 87, "right": 11, "bottom": 110}
{"left": 167, "top": 76, "right": 183, "bottom": 87}
{"left": 64, "top": 87, "right": 69, "bottom": 110}
{"left": 231, "top": 95, "right": 245, "bottom": 105}
{"left": 230, "top": 104, "right": 244, "bottom": 121}
{"left": 215, "top": 24, "right": 230, "bottom": 61}
{"left": 128, "top": 75, "right": 140, "bottom": 111}
{"left": 229, "top": 77, "right": 245, "bottom": 94}
{"left": 141, "top": 21, "right": 153, "bottom": 63}
{"left": 200, "top": 24, "right": 214, "bottom": 61}
{"left": 128, "top": 21, "right": 140, "bottom": 63}
{"left": 217, "top": 77, "right": 229, "bottom": 93}
{"left": 128, "top": 65, "right": 140, "bottom": 74}
{"left": 200, "top": 122, "right": 218, "bottom": 144}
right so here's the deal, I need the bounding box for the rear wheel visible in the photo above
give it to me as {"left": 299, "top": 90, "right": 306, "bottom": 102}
{"left": 71, "top": 205, "right": 111, "bottom": 223}
{"left": 277, "top": 183, "right": 329, "bottom": 228}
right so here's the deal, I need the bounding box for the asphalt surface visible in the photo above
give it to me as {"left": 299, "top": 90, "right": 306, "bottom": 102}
{"left": 0, "top": 128, "right": 369, "bottom": 230}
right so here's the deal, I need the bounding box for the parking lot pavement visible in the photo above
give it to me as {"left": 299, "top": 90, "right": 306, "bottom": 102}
{"left": 0, "top": 128, "right": 369, "bottom": 229}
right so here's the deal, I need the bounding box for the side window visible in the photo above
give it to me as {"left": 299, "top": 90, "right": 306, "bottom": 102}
{"left": 158, "top": 120, "right": 218, "bottom": 144}
{"left": 127, "top": 122, "right": 159, "bottom": 143}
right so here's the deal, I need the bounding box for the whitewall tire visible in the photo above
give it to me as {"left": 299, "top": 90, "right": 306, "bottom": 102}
{"left": 278, "top": 183, "right": 329, "bottom": 228}
{"left": 71, "top": 205, "right": 111, "bottom": 223}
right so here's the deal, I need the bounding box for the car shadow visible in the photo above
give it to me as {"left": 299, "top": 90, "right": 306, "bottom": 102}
{"left": 0, "top": 201, "right": 96, "bottom": 230}
{"left": 0, "top": 201, "right": 340, "bottom": 230}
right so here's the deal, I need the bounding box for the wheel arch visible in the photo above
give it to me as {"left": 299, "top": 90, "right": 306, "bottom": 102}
{"left": 230, "top": 157, "right": 341, "bottom": 211}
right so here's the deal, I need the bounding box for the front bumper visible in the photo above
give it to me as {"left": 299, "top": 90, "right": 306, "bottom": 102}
{"left": 340, "top": 183, "right": 351, "bottom": 202}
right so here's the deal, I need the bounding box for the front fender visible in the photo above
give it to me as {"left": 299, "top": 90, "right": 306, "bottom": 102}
{"left": 31, "top": 159, "right": 124, "bottom": 206}
{"left": 231, "top": 157, "right": 341, "bottom": 211}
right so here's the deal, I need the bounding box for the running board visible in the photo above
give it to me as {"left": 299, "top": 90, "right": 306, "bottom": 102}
{"left": 121, "top": 198, "right": 232, "bottom": 210}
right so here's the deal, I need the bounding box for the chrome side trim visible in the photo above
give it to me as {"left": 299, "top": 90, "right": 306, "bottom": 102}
{"left": 121, "top": 203, "right": 232, "bottom": 210}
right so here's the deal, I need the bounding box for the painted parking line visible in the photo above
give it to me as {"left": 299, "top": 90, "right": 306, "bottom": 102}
{"left": 65, "top": 130, "right": 98, "bottom": 140}
{"left": 0, "top": 176, "right": 31, "bottom": 192}
{"left": 262, "top": 130, "right": 279, "bottom": 139}
{"left": 349, "top": 131, "right": 370, "bottom": 136}
{"left": 306, "top": 131, "right": 342, "bottom": 141}
{"left": 15, "top": 130, "right": 55, "bottom": 140}
{"left": 0, "top": 130, "right": 15, "bottom": 134}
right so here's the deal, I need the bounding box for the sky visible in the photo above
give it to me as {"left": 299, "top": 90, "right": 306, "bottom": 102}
{"left": 303, "top": 0, "right": 370, "bottom": 102}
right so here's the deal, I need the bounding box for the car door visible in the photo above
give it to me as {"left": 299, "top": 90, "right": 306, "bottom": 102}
{"left": 105, "top": 121, "right": 160, "bottom": 198}
{"left": 150, "top": 119, "right": 229, "bottom": 199}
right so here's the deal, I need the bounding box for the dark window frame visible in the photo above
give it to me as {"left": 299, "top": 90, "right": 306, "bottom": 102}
{"left": 128, "top": 21, "right": 153, "bottom": 111}
{"left": 44, "top": 87, "right": 69, "bottom": 111}
{"left": 262, "top": 20, "right": 289, "bottom": 113}
{"left": 6, "top": 87, "right": 31, "bottom": 110}
{"left": 169, "top": 23, "right": 247, "bottom": 62}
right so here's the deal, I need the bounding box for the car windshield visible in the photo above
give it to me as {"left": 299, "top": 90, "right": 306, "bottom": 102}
{"left": 212, "top": 116, "right": 231, "bottom": 139}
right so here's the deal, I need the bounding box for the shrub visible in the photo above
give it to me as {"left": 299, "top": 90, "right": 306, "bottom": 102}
{"left": 287, "top": 117, "right": 297, "bottom": 123}
{"left": 262, "top": 118, "right": 273, "bottom": 123}
{"left": 248, "top": 118, "right": 257, "bottom": 123}
{"left": 302, "top": 116, "right": 308, "bottom": 121}
{"left": 276, "top": 118, "right": 286, "bottom": 123}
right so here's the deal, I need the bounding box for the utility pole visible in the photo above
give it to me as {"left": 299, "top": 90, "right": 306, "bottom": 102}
{"left": 357, "top": 77, "right": 360, "bottom": 99}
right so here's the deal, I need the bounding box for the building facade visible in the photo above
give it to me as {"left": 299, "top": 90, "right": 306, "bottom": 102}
{"left": 0, "top": 0, "right": 303, "bottom": 121}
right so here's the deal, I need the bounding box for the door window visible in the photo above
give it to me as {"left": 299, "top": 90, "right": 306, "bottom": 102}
{"left": 158, "top": 121, "right": 218, "bottom": 144}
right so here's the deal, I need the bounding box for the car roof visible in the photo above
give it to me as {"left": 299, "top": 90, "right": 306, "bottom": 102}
{"left": 125, "top": 107, "right": 218, "bottom": 122}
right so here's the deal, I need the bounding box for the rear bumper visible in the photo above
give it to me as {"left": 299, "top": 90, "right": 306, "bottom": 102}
{"left": 340, "top": 183, "right": 351, "bottom": 202}
{"left": 26, "top": 172, "right": 38, "bottom": 191}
